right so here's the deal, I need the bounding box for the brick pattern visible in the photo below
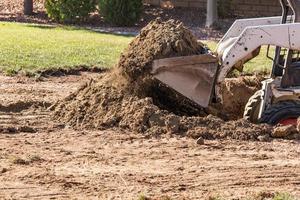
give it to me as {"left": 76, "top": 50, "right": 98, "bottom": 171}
{"left": 232, "top": 0, "right": 281, "bottom": 17}
{"left": 144, "top": 0, "right": 282, "bottom": 17}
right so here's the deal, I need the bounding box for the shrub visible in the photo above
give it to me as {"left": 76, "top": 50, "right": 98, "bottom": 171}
{"left": 45, "top": 0, "right": 97, "bottom": 22}
{"left": 99, "top": 0, "right": 143, "bottom": 26}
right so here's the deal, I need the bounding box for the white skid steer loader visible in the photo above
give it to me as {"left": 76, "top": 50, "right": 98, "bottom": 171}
{"left": 152, "top": 0, "right": 300, "bottom": 125}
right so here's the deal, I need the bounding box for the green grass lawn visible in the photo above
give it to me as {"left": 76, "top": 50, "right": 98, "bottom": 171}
{"left": 0, "top": 22, "right": 274, "bottom": 76}
{"left": 0, "top": 22, "right": 133, "bottom": 75}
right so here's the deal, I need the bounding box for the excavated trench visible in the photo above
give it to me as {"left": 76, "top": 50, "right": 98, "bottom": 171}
{"left": 52, "top": 19, "right": 298, "bottom": 141}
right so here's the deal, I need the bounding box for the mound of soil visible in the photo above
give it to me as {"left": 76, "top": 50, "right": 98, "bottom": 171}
{"left": 117, "top": 19, "right": 207, "bottom": 116}
{"left": 118, "top": 18, "right": 205, "bottom": 81}
{"left": 53, "top": 19, "right": 274, "bottom": 141}
{"left": 215, "top": 76, "right": 263, "bottom": 120}
{"left": 52, "top": 72, "right": 272, "bottom": 140}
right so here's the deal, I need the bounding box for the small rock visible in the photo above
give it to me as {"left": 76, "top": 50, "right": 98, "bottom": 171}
{"left": 196, "top": 137, "right": 205, "bottom": 145}
{"left": 271, "top": 125, "right": 297, "bottom": 138}
{"left": 148, "top": 112, "right": 165, "bottom": 127}
{"left": 257, "top": 134, "right": 272, "bottom": 142}
{"left": 64, "top": 151, "right": 72, "bottom": 155}
{"left": 165, "top": 115, "right": 180, "bottom": 133}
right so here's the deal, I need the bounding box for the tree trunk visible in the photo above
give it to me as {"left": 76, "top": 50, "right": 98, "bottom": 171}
{"left": 24, "top": 0, "right": 33, "bottom": 15}
{"left": 206, "top": 0, "right": 218, "bottom": 27}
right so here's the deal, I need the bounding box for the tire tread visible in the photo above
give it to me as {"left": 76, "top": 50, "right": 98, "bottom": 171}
{"left": 260, "top": 100, "right": 300, "bottom": 125}
{"left": 243, "top": 90, "right": 263, "bottom": 123}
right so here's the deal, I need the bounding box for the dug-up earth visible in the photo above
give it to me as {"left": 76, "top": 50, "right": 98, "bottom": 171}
{"left": 52, "top": 19, "right": 284, "bottom": 141}
{"left": 0, "top": 72, "right": 299, "bottom": 200}
{"left": 0, "top": 20, "right": 300, "bottom": 199}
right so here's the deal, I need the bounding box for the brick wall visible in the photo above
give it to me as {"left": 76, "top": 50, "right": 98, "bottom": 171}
{"left": 232, "top": 0, "right": 281, "bottom": 17}
{"left": 144, "top": 0, "right": 282, "bottom": 17}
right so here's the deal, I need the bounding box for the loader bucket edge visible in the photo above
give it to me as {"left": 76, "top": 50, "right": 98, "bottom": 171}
{"left": 152, "top": 54, "right": 219, "bottom": 108}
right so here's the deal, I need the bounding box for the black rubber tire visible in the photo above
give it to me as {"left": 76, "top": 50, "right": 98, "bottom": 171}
{"left": 243, "top": 90, "right": 263, "bottom": 123}
{"left": 260, "top": 100, "right": 300, "bottom": 125}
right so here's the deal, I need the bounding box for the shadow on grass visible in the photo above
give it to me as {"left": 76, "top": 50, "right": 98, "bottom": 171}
{"left": 2, "top": 65, "right": 109, "bottom": 78}
{"left": 23, "top": 23, "right": 136, "bottom": 37}
{"left": 25, "top": 24, "right": 57, "bottom": 29}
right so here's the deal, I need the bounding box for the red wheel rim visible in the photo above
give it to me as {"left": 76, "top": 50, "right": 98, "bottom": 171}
{"left": 278, "top": 118, "right": 297, "bottom": 126}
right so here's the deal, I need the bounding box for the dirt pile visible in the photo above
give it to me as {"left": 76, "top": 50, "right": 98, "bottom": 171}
{"left": 215, "top": 76, "right": 263, "bottom": 120}
{"left": 271, "top": 124, "right": 300, "bottom": 139}
{"left": 117, "top": 19, "right": 207, "bottom": 116}
{"left": 186, "top": 117, "right": 270, "bottom": 140}
{"left": 52, "top": 72, "right": 272, "bottom": 140}
{"left": 118, "top": 18, "right": 205, "bottom": 81}
{"left": 53, "top": 19, "right": 274, "bottom": 140}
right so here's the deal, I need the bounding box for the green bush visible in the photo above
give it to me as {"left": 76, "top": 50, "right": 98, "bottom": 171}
{"left": 99, "top": 0, "right": 143, "bottom": 26}
{"left": 45, "top": 0, "right": 97, "bottom": 22}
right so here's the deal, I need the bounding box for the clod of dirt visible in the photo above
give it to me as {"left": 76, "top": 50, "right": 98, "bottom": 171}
{"left": 289, "top": 133, "right": 300, "bottom": 140}
{"left": 17, "top": 126, "right": 37, "bottom": 133}
{"left": 0, "top": 167, "right": 8, "bottom": 173}
{"left": 271, "top": 125, "right": 297, "bottom": 138}
{"left": 118, "top": 18, "right": 205, "bottom": 81}
{"left": 0, "top": 126, "right": 17, "bottom": 134}
{"left": 11, "top": 157, "right": 29, "bottom": 165}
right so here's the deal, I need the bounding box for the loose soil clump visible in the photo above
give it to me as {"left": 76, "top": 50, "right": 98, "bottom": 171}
{"left": 118, "top": 18, "right": 205, "bottom": 80}
{"left": 53, "top": 19, "right": 274, "bottom": 140}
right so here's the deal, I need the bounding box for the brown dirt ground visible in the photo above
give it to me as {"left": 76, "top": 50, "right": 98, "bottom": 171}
{"left": 52, "top": 71, "right": 272, "bottom": 141}
{"left": 0, "top": 72, "right": 299, "bottom": 199}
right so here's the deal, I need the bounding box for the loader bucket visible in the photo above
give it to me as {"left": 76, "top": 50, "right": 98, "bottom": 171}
{"left": 152, "top": 54, "right": 219, "bottom": 108}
